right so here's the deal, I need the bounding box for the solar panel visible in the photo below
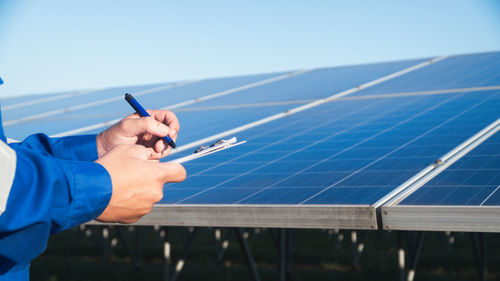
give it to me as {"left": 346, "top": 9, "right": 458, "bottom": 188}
{"left": 382, "top": 121, "right": 500, "bottom": 232}
{"left": 178, "top": 58, "right": 428, "bottom": 108}
{"left": 2, "top": 72, "right": 288, "bottom": 139}
{"left": 400, "top": 130, "right": 500, "bottom": 206}
{"left": 0, "top": 91, "right": 66, "bottom": 107}
{"left": 1, "top": 83, "right": 168, "bottom": 122}
{"left": 2, "top": 51, "right": 500, "bottom": 231}
{"left": 166, "top": 92, "right": 499, "bottom": 203}
{"left": 3, "top": 58, "right": 431, "bottom": 141}
{"left": 350, "top": 52, "right": 500, "bottom": 97}
{"left": 135, "top": 88, "right": 499, "bottom": 228}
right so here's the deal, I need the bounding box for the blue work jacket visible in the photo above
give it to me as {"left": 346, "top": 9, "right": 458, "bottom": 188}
{"left": 0, "top": 87, "right": 112, "bottom": 279}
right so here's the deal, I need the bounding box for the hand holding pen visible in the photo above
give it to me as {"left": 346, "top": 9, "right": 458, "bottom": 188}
{"left": 125, "top": 93, "right": 177, "bottom": 149}
{"left": 96, "top": 94, "right": 179, "bottom": 159}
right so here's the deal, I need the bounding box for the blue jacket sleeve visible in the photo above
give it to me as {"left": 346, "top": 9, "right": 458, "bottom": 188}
{"left": 0, "top": 144, "right": 112, "bottom": 275}
{"left": 9, "top": 133, "right": 100, "bottom": 161}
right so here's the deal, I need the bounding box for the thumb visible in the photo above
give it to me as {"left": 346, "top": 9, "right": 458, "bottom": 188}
{"left": 121, "top": 116, "right": 171, "bottom": 138}
{"left": 157, "top": 162, "right": 187, "bottom": 183}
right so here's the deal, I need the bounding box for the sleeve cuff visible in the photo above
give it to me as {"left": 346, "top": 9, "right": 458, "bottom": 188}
{"left": 57, "top": 134, "right": 99, "bottom": 161}
{"left": 65, "top": 161, "right": 112, "bottom": 228}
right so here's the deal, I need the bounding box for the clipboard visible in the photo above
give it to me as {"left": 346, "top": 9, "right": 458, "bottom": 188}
{"left": 169, "top": 137, "right": 247, "bottom": 164}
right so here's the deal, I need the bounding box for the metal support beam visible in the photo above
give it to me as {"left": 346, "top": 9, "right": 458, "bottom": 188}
{"left": 351, "top": 230, "right": 367, "bottom": 270}
{"left": 444, "top": 231, "right": 455, "bottom": 252}
{"left": 215, "top": 228, "right": 232, "bottom": 263}
{"left": 470, "top": 232, "right": 486, "bottom": 281}
{"left": 235, "top": 228, "right": 261, "bottom": 281}
{"left": 398, "top": 232, "right": 405, "bottom": 281}
{"left": 276, "top": 229, "right": 293, "bottom": 281}
{"left": 286, "top": 229, "right": 294, "bottom": 279}
{"left": 116, "top": 226, "right": 142, "bottom": 270}
{"left": 269, "top": 229, "right": 279, "bottom": 249}
{"left": 136, "top": 226, "right": 143, "bottom": 268}
{"left": 100, "top": 226, "right": 111, "bottom": 260}
{"left": 278, "top": 229, "right": 286, "bottom": 281}
{"left": 398, "top": 231, "right": 425, "bottom": 281}
{"left": 169, "top": 228, "right": 199, "bottom": 281}
{"left": 406, "top": 232, "right": 424, "bottom": 281}
{"left": 163, "top": 227, "right": 171, "bottom": 281}
{"left": 328, "top": 229, "right": 344, "bottom": 249}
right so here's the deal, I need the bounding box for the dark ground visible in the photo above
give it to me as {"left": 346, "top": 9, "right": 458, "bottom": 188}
{"left": 31, "top": 226, "right": 500, "bottom": 281}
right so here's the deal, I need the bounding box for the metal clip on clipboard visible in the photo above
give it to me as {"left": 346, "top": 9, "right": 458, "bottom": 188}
{"left": 170, "top": 137, "right": 247, "bottom": 164}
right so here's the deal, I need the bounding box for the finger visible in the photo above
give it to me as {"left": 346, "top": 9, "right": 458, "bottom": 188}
{"left": 121, "top": 116, "right": 171, "bottom": 138}
{"left": 124, "top": 144, "right": 154, "bottom": 160}
{"left": 149, "top": 110, "right": 180, "bottom": 135}
{"left": 171, "top": 130, "right": 178, "bottom": 142}
{"left": 150, "top": 141, "right": 171, "bottom": 159}
{"left": 160, "top": 147, "right": 172, "bottom": 158}
{"left": 154, "top": 138, "right": 167, "bottom": 153}
{"left": 148, "top": 154, "right": 162, "bottom": 162}
{"left": 157, "top": 162, "right": 187, "bottom": 183}
{"left": 123, "top": 112, "right": 141, "bottom": 120}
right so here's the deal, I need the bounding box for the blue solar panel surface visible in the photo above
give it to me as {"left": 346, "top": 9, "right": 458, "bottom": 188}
{"left": 2, "top": 72, "right": 284, "bottom": 139}
{"left": 162, "top": 90, "right": 500, "bottom": 205}
{"left": 1, "top": 83, "right": 167, "bottom": 121}
{"left": 399, "top": 130, "right": 500, "bottom": 206}
{"left": 179, "top": 58, "right": 428, "bottom": 108}
{"left": 0, "top": 91, "right": 63, "bottom": 106}
{"left": 351, "top": 52, "right": 500, "bottom": 96}
{"left": 4, "top": 59, "right": 430, "bottom": 140}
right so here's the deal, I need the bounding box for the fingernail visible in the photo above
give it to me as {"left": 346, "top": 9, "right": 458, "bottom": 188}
{"left": 157, "top": 123, "right": 169, "bottom": 135}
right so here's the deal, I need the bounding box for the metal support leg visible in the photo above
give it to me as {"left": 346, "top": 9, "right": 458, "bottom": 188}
{"left": 376, "top": 228, "right": 385, "bottom": 250}
{"left": 235, "top": 228, "right": 261, "bottom": 281}
{"left": 169, "top": 228, "right": 199, "bottom": 281}
{"left": 163, "top": 227, "right": 171, "bottom": 281}
{"left": 278, "top": 229, "right": 286, "bottom": 281}
{"left": 405, "top": 232, "right": 424, "bottom": 281}
{"left": 116, "top": 226, "right": 142, "bottom": 270}
{"left": 215, "top": 228, "right": 232, "bottom": 263}
{"left": 470, "top": 232, "right": 486, "bottom": 281}
{"left": 136, "top": 226, "right": 143, "bottom": 269}
{"left": 269, "top": 229, "right": 279, "bottom": 249}
{"left": 444, "top": 231, "right": 455, "bottom": 252}
{"left": 215, "top": 228, "right": 222, "bottom": 263}
{"left": 101, "top": 226, "right": 111, "bottom": 260}
{"left": 398, "top": 231, "right": 406, "bottom": 281}
{"left": 398, "top": 231, "right": 425, "bottom": 281}
{"left": 286, "top": 229, "right": 294, "bottom": 280}
{"left": 351, "top": 231, "right": 367, "bottom": 270}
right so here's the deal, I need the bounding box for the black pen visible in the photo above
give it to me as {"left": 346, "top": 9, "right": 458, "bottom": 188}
{"left": 125, "top": 93, "right": 176, "bottom": 149}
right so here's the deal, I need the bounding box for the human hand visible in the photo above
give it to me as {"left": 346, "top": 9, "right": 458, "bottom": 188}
{"left": 95, "top": 144, "right": 186, "bottom": 223}
{"left": 96, "top": 110, "right": 180, "bottom": 159}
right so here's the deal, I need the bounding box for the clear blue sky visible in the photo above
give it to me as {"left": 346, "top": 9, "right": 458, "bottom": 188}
{"left": 0, "top": 0, "right": 499, "bottom": 98}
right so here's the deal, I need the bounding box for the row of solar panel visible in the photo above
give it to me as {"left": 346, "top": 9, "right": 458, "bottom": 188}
{"left": 1, "top": 51, "right": 500, "bottom": 219}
